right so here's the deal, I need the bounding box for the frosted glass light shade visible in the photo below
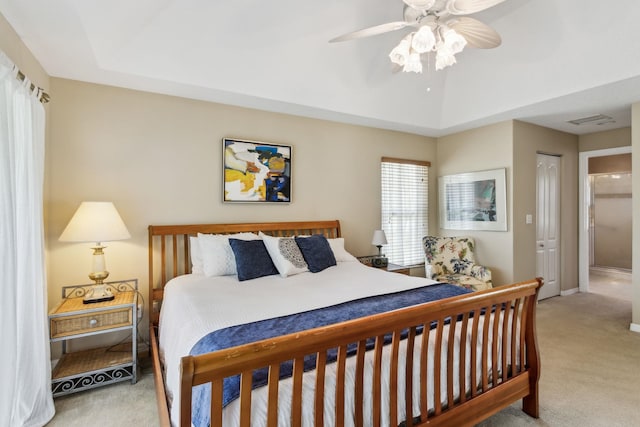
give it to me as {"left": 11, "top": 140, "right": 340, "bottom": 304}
{"left": 59, "top": 202, "right": 130, "bottom": 243}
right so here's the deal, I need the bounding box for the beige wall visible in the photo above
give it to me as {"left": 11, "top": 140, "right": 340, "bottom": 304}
{"left": 435, "top": 120, "right": 579, "bottom": 294}
{"left": 46, "top": 78, "right": 437, "bottom": 339}
{"left": 513, "top": 121, "right": 579, "bottom": 292}
{"left": 436, "top": 121, "right": 514, "bottom": 285}
{"left": 579, "top": 127, "right": 631, "bottom": 152}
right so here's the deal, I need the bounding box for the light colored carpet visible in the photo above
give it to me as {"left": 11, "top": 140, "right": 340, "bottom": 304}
{"left": 46, "top": 272, "right": 640, "bottom": 426}
{"left": 477, "top": 272, "right": 640, "bottom": 427}
{"left": 45, "top": 368, "right": 158, "bottom": 427}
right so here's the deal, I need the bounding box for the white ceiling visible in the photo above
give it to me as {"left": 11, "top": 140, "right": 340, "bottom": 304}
{"left": 2, "top": 0, "right": 640, "bottom": 137}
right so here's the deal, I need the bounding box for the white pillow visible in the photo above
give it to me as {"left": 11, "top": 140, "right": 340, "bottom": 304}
{"left": 189, "top": 236, "right": 204, "bottom": 275}
{"left": 328, "top": 238, "right": 358, "bottom": 262}
{"left": 198, "top": 232, "right": 261, "bottom": 276}
{"left": 260, "top": 232, "right": 308, "bottom": 277}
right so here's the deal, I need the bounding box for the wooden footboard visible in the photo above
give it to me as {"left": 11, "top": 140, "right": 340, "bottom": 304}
{"left": 179, "top": 278, "right": 542, "bottom": 427}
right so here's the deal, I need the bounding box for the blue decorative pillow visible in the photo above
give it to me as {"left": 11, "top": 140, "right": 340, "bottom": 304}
{"left": 229, "top": 239, "right": 279, "bottom": 281}
{"left": 295, "top": 234, "right": 337, "bottom": 273}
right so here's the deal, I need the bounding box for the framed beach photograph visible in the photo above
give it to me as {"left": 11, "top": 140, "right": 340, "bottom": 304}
{"left": 223, "top": 138, "right": 292, "bottom": 203}
{"left": 438, "top": 168, "right": 507, "bottom": 231}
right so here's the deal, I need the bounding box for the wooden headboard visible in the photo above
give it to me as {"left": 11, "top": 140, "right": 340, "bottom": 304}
{"left": 147, "top": 220, "right": 341, "bottom": 327}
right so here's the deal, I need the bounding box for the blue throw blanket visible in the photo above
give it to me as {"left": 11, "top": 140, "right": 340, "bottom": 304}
{"left": 190, "top": 283, "right": 472, "bottom": 427}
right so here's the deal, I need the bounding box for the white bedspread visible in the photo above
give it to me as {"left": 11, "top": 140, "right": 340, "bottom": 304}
{"left": 159, "top": 261, "right": 440, "bottom": 426}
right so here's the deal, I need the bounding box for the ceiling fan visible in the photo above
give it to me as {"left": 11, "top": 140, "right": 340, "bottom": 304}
{"left": 330, "top": 0, "right": 506, "bottom": 73}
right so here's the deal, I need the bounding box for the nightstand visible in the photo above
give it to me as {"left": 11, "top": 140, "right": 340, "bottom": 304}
{"left": 357, "top": 256, "right": 411, "bottom": 275}
{"left": 384, "top": 263, "right": 411, "bottom": 275}
{"left": 49, "top": 279, "right": 138, "bottom": 396}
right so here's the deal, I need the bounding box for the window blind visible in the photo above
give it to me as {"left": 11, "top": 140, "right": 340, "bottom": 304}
{"left": 381, "top": 158, "right": 429, "bottom": 265}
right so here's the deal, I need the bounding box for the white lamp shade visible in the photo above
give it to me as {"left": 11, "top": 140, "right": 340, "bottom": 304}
{"left": 59, "top": 202, "right": 131, "bottom": 244}
{"left": 371, "top": 230, "right": 388, "bottom": 246}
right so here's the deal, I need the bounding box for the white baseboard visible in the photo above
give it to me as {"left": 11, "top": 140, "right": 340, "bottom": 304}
{"left": 630, "top": 323, "right": 640, "bottom": 334}
{"left": 561, "top": 287, "right": 579, "bottom": 296}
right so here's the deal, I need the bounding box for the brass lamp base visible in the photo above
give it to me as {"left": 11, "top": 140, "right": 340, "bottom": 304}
{"left": 83, "top": 284, "right": 115, "bottom": 304}
{"left": 84, "top": 265, "right": 114, "bottom": 304}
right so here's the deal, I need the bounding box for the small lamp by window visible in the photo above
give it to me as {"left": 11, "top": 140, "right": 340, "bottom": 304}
{"left": 59, "top": 202, "right": 131, "bottom": 303}
{"left": 371, "top": 230, "right": 388, "bottom": 256}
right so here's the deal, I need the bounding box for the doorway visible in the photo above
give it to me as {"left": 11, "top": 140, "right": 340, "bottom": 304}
{"left": 578, "top": 146, "right": 632, "bottom": 293}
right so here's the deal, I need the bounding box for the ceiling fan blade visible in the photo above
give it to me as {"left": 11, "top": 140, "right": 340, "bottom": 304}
{"left": 403, "top": 0, "right": 436, "bottom": 10}
{"left": 446, "top": 0, "right": 507, "bottom": 15}
{"left": 447, "top": 17, "right": 501, "bottom": 48}
{"left": 329, "top": 21, "right": 410, "bottom": 43}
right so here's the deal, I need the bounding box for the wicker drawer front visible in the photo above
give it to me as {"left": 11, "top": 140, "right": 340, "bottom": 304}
{"left": 50, "top": 307, "right": 133, "bottom": 339}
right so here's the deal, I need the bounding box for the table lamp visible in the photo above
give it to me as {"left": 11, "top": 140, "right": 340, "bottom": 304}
{"left": 59, "top": 201, "right": 131, "bottom": 303}
{"left": 371, "top": 229, "right": 388, "bottom": 256}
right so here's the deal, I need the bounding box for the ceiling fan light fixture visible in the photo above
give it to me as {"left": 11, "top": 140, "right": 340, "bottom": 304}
{"left": 435, "top": 48, "right": 457, "bottom": 70}
{"left": 403, "top": 52, "right": 423, "bottom": 73}
{"left": 389, "top": 35, "right": 413, "bottom": 66}
{"left": 411, "top": 26, "right": 436, "bottom": 53}
{"left": 331, "top": 0, "right": 505, "bottom": 74}
{"left": 442, "top": 27, "right": 467, "bottom": 54}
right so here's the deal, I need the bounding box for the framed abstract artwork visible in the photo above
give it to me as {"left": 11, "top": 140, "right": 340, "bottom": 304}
{"left": 438, "top": 168, "right": 507, "bottom": 231}
{"left": 223, "top": 138, "right": 292, "bottom": 203}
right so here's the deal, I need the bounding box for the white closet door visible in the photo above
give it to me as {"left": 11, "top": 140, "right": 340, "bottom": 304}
{"left": 536, "top": 153, "right": 561, "bottom": 300}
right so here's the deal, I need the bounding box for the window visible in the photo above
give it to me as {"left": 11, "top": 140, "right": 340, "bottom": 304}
{"left": 381, "top": 157, "right": 430, "bottom": 265}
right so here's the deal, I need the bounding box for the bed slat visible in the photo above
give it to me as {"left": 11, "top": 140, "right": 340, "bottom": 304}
{"left": 240, "top": 370, "right": 253, "bottom": 427}
{"left": 210, "top": 379, "right": 223, "bottom": 427}
{"left": 433, "top": 318, "right": 444, "bottom": 416}
{"left": 335, "top": 346, "right": 347, "bottom": 426}
{"left": 470, "top": 307, "right": 480, "bottom": 398}
{"left": 492, "top": 304, "right": 501, "bottom": 387}
{"left": 446, "top": 315, "right": 457, "bottom": 409}
{"left": 354, "top": 340, "right": 366, "bottom": 427}
{"left": 419, "top": 322, "right": 430, "bottom": 423}
{"left": 314, "top": 351, "right": 327, "bottom": 426}
{"left": 404, "top": 327, "right": 416, "bottom": 427}
{"left": 481, "top": 305, "right": 491, "bottom": 393}
{"left": 292, "top": 357, "right": 304, "bottom": 427}
{"left": 458, "top": 312, "right": 470, "bottom": 404}
{"left": 267, "top": 364, "right": 280, "bottom": 427}
{"left": 501, "top": 303, "right": 512, "bottom": 383}
{"left": 390, "top": 330, "right": 401, "bottom": 426}
{"left": 511, "top": 298, "right": 521, "bottom": 374}
{"left": 373, "top": 335, "right": 384, "bottom": 427}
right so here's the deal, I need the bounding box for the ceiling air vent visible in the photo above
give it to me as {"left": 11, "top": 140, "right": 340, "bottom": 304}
{"left": 567, "top": 114, "right": 615, "bottom": 126}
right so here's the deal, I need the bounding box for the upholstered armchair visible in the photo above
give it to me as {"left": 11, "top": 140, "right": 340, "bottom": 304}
{"left": 422, "top": 236, "right": 492, "bottom": 291}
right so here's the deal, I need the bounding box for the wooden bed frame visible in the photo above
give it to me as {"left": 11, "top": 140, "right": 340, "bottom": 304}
{"left": 148, "top": 220, "right": 542, "bottom": 427}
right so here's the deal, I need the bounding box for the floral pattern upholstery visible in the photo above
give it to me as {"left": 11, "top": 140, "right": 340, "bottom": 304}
{"left": 422, "top": 236, "right": 492, "bottom": 291}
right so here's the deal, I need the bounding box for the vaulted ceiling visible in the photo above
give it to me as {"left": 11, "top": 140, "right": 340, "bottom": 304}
{"left": 2, "top": 0, "right": 640, "bottom": 136}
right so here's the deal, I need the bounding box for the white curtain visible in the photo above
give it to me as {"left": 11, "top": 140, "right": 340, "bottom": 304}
{"left": 0, "top": 51, "right": 55, "bottom": 426}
